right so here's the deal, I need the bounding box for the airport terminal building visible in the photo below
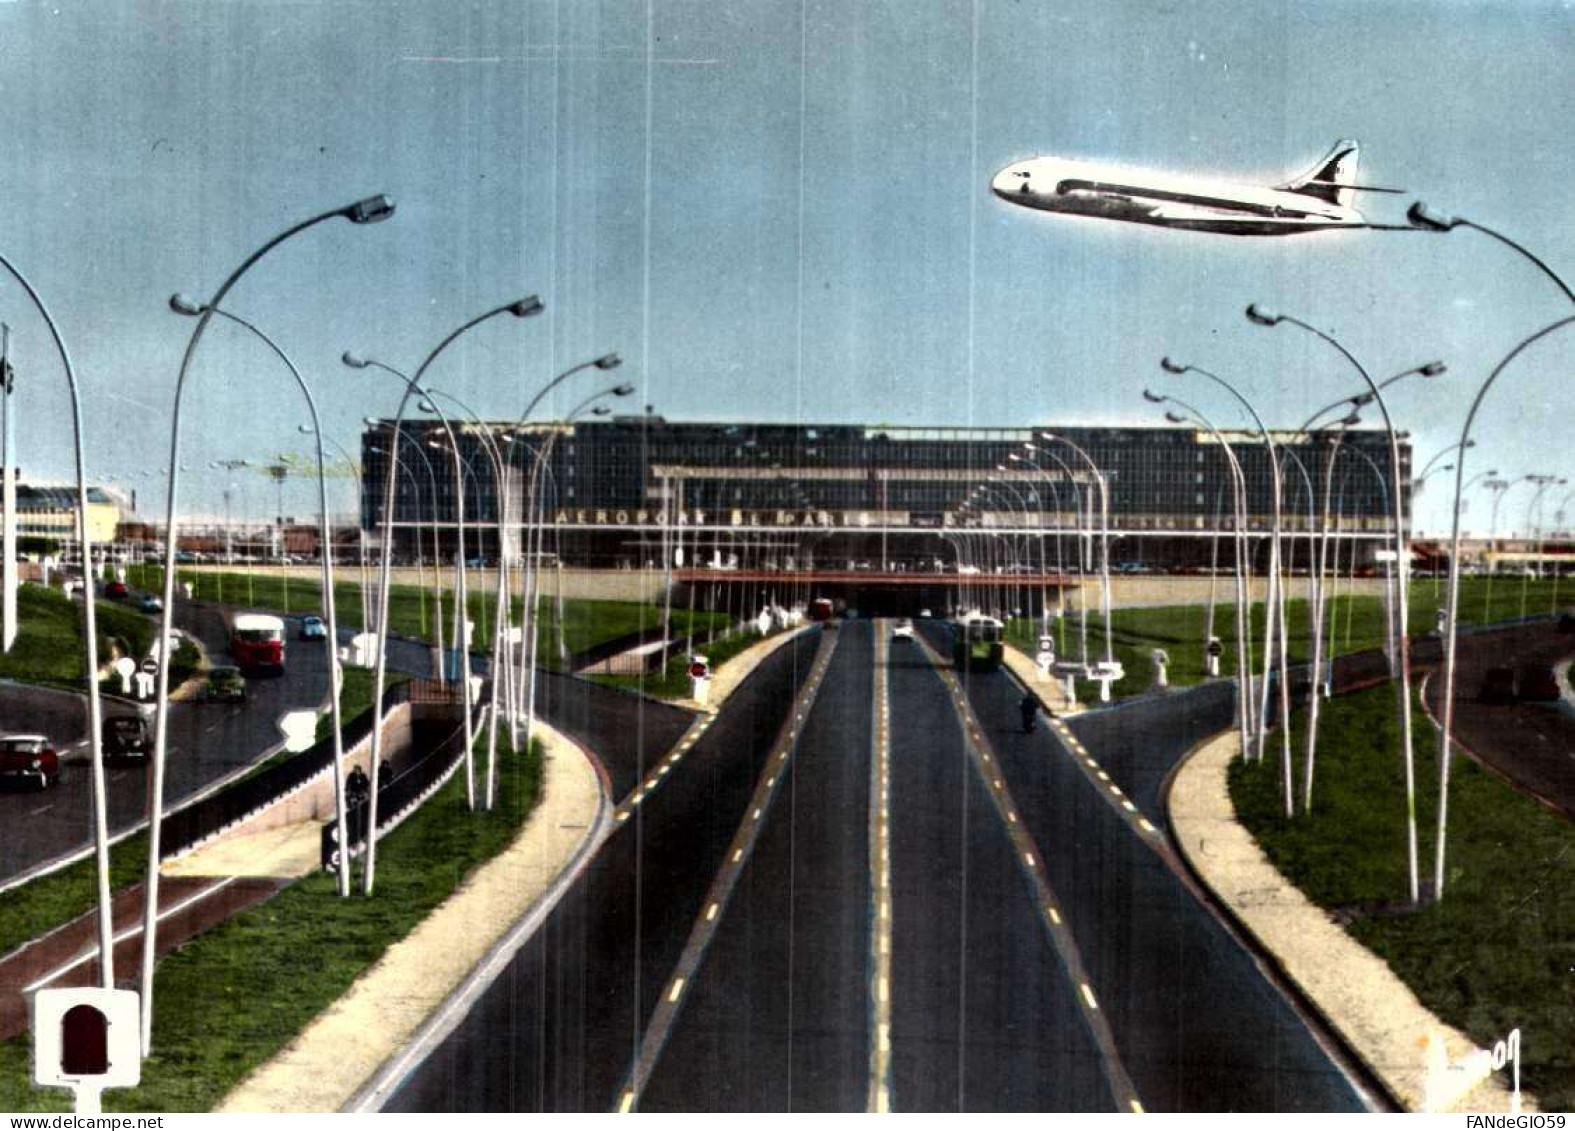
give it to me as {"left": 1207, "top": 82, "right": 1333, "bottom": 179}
{"left": 359, "top": 418, "right": 1409, "bottom": 572}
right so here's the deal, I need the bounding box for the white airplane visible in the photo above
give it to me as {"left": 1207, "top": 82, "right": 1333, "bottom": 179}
{"left": 991, "top": 140, "right": 1399, "bottom": 236}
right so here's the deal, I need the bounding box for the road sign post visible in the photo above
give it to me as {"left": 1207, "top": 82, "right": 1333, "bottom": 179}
{"left": 1205, "top": 635, "right": 1223, "bottom": 678}
{"left": 1152, "top": 647, "right": 1170, "bottom": 688}
{"left": 33, "top": 987, "right": 141, "bottom": 1113}
{"left": 689, "top": 654, "right": 710, "bottom": 706}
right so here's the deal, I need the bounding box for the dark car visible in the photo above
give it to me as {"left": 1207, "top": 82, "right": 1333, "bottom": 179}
{"left": 0, "top": 735, "right": 61, "bottom": 789}
{"left": 102, "top": 715, "right": 152, "bottom": 760}
{"left": 1478, "top": 666, "right": 1517, "bottom": 705}
{"left": 201, "top": 666, "right": 246, "bottom": 704}
{"left": 138, "top": 593, "right": 163, "bottom": 614}
{"left": 104, "top": 580, "right": 129, "bottom": 600}
{"left": 1517, "top": 664, "right": 1561, "bottom": 703}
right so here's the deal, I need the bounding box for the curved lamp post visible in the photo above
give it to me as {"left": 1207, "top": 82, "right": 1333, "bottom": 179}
{"left": 170, "top": 297, "right": 353, "bottom": 899}
{"left": 420, "top": 388, "right": 515, "bottom": 810}
{"left": 1037, "top": 433, "right": 1114, "bottom": 684}
{"left": 1160, "top": 356, "right": 1293, "bottom": 809}
{"left": 1149, "top": 392, "right": 1256, "bottom": 764}
{"left": 0, "top": 253, "right": 115, "bottom": 991}
{"left": 367, "top": 419, "right": 448, "bottom": 676}
{"left": 144, "top": 193, "right": 393, "bottom": 1048}
{"left": 1406, "top": 203, "right": 1575, "bottom": 305}
{"left": 1243, "top": 306, "right": 1431, "bottom": 891}
{"left": 344, "top": 294, "right": 543, "bottom": 895}
{"left": 1436, "top": 315, "right": 1575, "bottom": 899}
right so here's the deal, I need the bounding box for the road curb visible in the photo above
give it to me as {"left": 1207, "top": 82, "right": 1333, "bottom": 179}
{"left": 216, "top": 715, "right": 611, "bottom": 1113}
{"left": 1164, "top": 725, "right": 1525, "bottom": 1113}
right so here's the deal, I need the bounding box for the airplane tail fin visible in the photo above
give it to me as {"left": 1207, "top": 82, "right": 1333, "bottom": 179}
{"left": 1279, "top": 140, "right": 1360, "bottom": 208}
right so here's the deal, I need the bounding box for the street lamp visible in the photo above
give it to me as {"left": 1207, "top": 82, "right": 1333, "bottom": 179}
{"left": 1148, "top": 394, "right": 1255, "bottom": 762}
{"left": 1160, "top": 356, "right": 1293, "bottom": 808}
{"left": 1522, "top": 475, "right": 1567, "bottom": 618}
{"left": 144, "top": 193, "right": 394, "bottom": 1047}
{"left": 1406, "top": 203, "right": 1575, "bottom": 305}
{"left": 169, "top": 299, "right": 354, "bottom": 899}
{"left": 1037, "top": 433, "right": 1115, "bottom": 690}
{"left": 0, "top": 252, "right": 116, "bottom": 995}
{"left": 421, "top": 388, "right": 517, "bottom": 810}
{"left": 343, "top": 294, "right": 544, "bottom": 896}
{"left": 1435, "top": 314, "right": 1575, "bottom": 900}
{"left": 1244, "top": 306, "right": 1429, "bottom": 892}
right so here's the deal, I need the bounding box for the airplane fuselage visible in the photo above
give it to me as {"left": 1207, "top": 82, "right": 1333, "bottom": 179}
{"left": 991, "top": 155, "right": 1367, "bottom": 236}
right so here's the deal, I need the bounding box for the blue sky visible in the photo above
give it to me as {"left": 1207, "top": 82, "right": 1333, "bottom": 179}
{"left": 0, "top": 0, "right": 1571, "bottom": 535}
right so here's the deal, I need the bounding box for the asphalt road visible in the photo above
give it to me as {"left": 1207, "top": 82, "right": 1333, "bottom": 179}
{"left": 386, "top": 629, "right": 825, "bottom": 1112}
{"left": 387, "top": 616, "right": 1373, "bottom": 1111}
{"left": 921, "top": 620, "right": 1373, "bottom": 1111}
{"left": 1422, "top": 620, "right": 1575, "bottom": 818}
{"left": 0, "top": 601, "right": 331, "bottom": 884}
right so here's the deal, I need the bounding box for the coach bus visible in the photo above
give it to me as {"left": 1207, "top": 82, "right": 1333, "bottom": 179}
{"left": 230, "top": 612, "right": 286, "bottom": 674}
{"left": 951, "top": 611, "right": 1004, "bottom": 672}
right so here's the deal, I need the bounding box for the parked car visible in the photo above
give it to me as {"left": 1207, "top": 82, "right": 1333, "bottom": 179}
{"left": 104, "top": 580, "right": 129, "bottom": 600}
{"left": 0, "top": 734, "right": 61, "bottom": 789}
{"left": 138, "top": 593, "right": 162, "bottom": 613}
{"left": 299, "top": 615, "right": 328, "bottom": 641}
{"left": 102, "top": 715, "right": 152, "bottom": 761}
{"left": 892, "top": 617, "right": 915, "bottom": 641}
{"left": 201, "top": 666, "right": 246, "bottom": 703}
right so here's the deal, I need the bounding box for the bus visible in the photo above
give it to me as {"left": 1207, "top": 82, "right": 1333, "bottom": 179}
{"left": 230, "top": 612, "right": 285, "bottom": 674}
{"left": 951, "top": 612, "right": 1004, "bottom": 672}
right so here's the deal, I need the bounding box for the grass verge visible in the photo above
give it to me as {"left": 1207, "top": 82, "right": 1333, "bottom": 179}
{"left": 1006, "top": 577, "right": 1568, "bottom": 703}
{"left": 0, "top": 727, "right": 544, "bottom": 1112}
{"left": 1228, "top": 684, "right": 1575, "bottom": 1109}
{"left": 588, "top": 625, "right": 780, "bottom": 700}
{"left": 124, "top": 564, "right": 726, "bottom": 667}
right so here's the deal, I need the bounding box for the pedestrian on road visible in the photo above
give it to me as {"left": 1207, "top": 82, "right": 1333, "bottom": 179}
{"left": 1019, "top": 692, "right": 1038, "bottom": 734}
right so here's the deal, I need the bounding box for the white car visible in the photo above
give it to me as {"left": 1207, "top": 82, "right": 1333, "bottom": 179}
{"left": 892, "top": 618, "right": 915, "bottom": 640}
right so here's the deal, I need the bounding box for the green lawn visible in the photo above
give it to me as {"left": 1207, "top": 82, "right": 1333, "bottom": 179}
{"left": 1006, "top": 577, "right": 1569, "bottom": 702}
{"left": 0, "top": 583, "right": 154, "bottom": 686}
{"left": 126, "top": 564, "right": 727, "bottom": 668}
{"left": 589, "top": 624, "right": 782, "bottom": 700}
{"left": 1229, "top": 685, "right": 1575, "bottom": 1110}
{"left": 0, "top": 727, "right": 544, "bottom": 1113}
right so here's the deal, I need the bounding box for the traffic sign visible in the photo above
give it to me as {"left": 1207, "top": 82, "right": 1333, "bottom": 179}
{"left": 139, "top": 658, "right": 159, "bottom": 675}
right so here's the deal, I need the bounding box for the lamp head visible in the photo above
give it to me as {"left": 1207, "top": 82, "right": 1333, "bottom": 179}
{"left": 417, "top": 400, "right": 437, "bottom": 414}
{"left": 1141, "top": 388, "right": 1164, "bottom": 404}
{"left": 1163, "top": 411, "right": 1187, "bottom": 425}
{"left": 342, "top": 351, "right": 371, "bottom": 369}
{"left": 594, "top": 353, "right": 622, "bottom": 370}
{"left": 1340, "top": 412, "right": 1363, "bottom": 427}
{"left": 591, "top": 405, "right": 612, "bottom": 416}
{"left": 1406, "top": 201, "right": 1459, "bottom": 232}
{"left": 1159, "top": 357, "right": 1188, "bottom": 375}
{"left": 1464, "top": 439, "right": 1477, "bottom": 448}
{"left": 1418, "top": 361, "right": 1447, "bottom": 378}
{"left": 1244, "top": 303, "right": 1281, "bottom": 327}
{"left": 611, "top": 382, "right": 636, "bottom": 396}
{"left": 297, "top": 424, "right": 314, "bottom": 434}
{"left": 168, "top": 293, "right": 205, "bottom": 316}
{"left": 362, "top": 416, "right": 381, "bottom": 427}
{"left": 508, "top": 295, "right": 545, "bottom": 318}
{"left": 344, "top": 194, "right": 397, "bottom": 225}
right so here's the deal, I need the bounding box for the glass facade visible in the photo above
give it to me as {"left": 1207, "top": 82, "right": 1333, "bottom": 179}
{"left": 360, "top": 418, "right": 1408, "bottom": 567}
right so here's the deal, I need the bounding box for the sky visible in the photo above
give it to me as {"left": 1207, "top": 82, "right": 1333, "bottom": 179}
{"left": 0, "top": 0, "right": 1571, "bottom": 536}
